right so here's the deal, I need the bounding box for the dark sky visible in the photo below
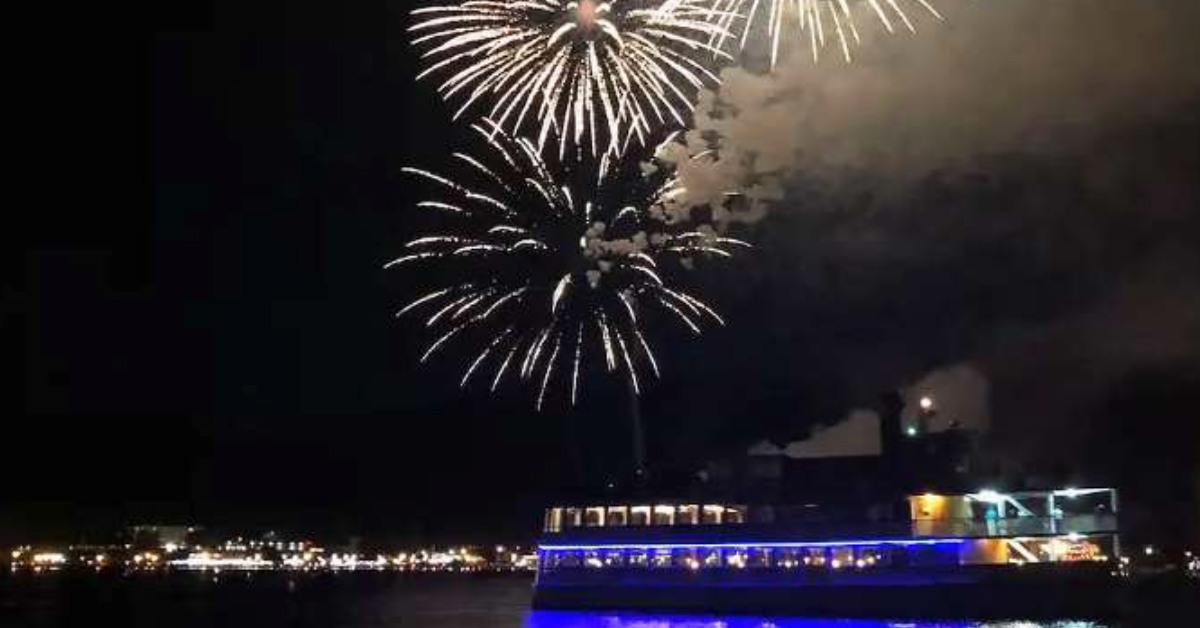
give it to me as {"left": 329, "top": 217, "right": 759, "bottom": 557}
{"left": 10, "top": 1, "right": 1200, "bottom": 545}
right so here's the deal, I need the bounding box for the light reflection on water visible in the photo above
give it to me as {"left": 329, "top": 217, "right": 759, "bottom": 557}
{"left": 525, "top": 613, "right": 1108, "bottom": 628}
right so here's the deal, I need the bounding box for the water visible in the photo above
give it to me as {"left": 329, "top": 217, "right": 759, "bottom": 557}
{"left": 528, "top": 616, "right": 1108, "bottom": 628}
{"left": 0, "top": 573, "right": 1124, "bottom": 628}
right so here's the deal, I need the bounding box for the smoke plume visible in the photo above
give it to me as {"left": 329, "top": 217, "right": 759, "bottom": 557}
{"left": 662, "top": 0, "right": 1200, "bottom": 224}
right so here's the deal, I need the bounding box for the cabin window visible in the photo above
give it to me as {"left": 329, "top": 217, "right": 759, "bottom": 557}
{"left": 748, "top": 505, "right": 776, "bottom": 524}
{"left": 606, "top": 506, "right": 628, "bottom": 527}
{"left": 673, "top": 549, "right": 699, "bottom": 569}
{"left": 775, "top": 549, "right": 800, "bottom": 568}
{"left": 748, "top": 548, "right": 772, "bottom": 568}
{"left": 677, "top": 505, "right": 699, "bottom": 525}
{"left": 653, "top": 505, "right": 676, "bottom": 526}
{"left": 857, "top": 547, "right": 882, "bottom": 568}
{"left": 724, "top": 506, "right": 747, "bottom": 524}
{"left": 545, "top": 508, "right": 563, "bottom": 533}
{"left": 564, "top": 508, "right": 583, "bottom": 528}
{"left": 557, "top": 551, "right": 581, "bottom": 568}
{"left": 584, "top": 507, "right": 606, "bottom": 527}
{"left": 701, "top": 505, "right": 723, "bottom": 525}
{"left": 830, "top": 547, "right": 854, "bottom": 569}
{"left": 630, "top": 506, "right": 651, "bottom": 526}
{"left": 583, "top": 551, "right": 603, "bottom": 568}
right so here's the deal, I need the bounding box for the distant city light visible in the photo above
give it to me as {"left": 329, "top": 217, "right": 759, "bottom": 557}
{"left": 920, "top": 396, "right": 934, "bottom": 411}
{"left": 905, "top": 425, "right": 919, "bottom": 437}
{"left": 32, "top": 553, "right": 66, "bottom": 565}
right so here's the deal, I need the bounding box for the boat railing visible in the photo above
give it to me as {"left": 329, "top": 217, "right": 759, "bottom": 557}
{"left": 911, "top": 514, "right": 1118, "bottom": 538}
{"left": 541, "top": 514, "right": 1118, "bottom": 544}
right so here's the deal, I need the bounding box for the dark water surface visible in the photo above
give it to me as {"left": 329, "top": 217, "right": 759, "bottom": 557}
{"left": 0, "top": 572, "right": 1135, "bottom": 628}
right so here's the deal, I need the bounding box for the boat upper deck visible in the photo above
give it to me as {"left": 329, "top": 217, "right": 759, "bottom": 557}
{"left": 540, "top": 488, "right": 1119, "bottom": 545}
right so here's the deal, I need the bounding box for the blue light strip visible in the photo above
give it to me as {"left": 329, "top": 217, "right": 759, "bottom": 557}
{"left": 539, "top": 538, "right": 966, "bottom": 551}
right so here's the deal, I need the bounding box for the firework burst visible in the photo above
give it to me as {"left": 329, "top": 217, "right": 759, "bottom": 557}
{"left": 388, "top": 121, "right": 749, "bottom": 409}
{"left": 680, "top": 0, "right": 942, "bottom": 67}
{"left": 409, "top": 1, "right": 733, "bottom": 159}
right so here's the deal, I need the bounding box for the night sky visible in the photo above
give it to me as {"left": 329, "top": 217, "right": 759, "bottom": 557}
{"left": 11, "top": 1, "right": 1200, "bottom": 546}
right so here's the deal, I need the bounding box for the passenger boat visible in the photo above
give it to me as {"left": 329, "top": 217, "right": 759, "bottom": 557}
{"left": 532, "top": 488, "right": 1124, "bottom": 619}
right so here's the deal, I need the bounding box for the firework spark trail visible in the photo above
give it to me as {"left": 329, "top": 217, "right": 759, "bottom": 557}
{"left": 388, "top": 120, "right": 749, "bottom": 409}
{"left": 676, "top": 0, "right": 942, "bottom": 66}
{"left": 409, "top": 1, "right": 734, "bottom": 158}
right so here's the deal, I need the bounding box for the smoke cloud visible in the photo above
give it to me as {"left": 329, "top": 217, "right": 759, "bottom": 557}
{"left": 903, "top": 363, "right": 990, "bottom": 433}
{"left": 663, "top": 0, "right": 1200, "bottom": 223}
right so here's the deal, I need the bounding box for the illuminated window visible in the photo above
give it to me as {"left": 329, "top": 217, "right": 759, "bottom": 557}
{"left": 563, "top": 508, "right": 583, "bottom": 528}
{"left": 630, "top": 506, "right": 651, "bottom": 526}
{"left": 672, "top": 548, "right": 699, "bottom": 569}
{"left": 775, "top": 548, "right": 800, "bottom": 568}
{"left": 830, "top": 546, "right": 854, "bottom": 568}
{"left": 748, "top": 548, "right": 773, "bottom": 568}
{"left": 677, "top": 505, "right": 699, "bottom": 525}
{"left": 584, "top": 507, "right": 606, "bottom": 527}
{"left": 701, "top": 505, "right": 724, "bottom": 525}
{"left": 602, "top": 550, "right": 625, "bottom": 567}
{"left": 699, "top": 547, "right": 721, "bottom": 567}
{"left": 724, "top": 506, "right": 747, "bottom": 524}
{"left": 606, "top": 506, "right": 629, "bottom": 527}
{"left": 545, "top": 508, "right": 563, "bottom": 533}
{"left": 653, "top": 505, "right": 676, "bottom": 526}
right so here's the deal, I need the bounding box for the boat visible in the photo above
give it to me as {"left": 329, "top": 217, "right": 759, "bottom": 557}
{"left": 532, "top": 488, "right": 1126, "bottom": 619}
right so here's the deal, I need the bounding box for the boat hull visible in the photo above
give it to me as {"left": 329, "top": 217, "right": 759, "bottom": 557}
{"left": 533, "top": 565, "right": 1126, "bottom": 619}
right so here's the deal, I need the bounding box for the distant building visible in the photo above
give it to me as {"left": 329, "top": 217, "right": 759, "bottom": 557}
{"left": 128, "top": 525, "right": 197, "bottom": 549}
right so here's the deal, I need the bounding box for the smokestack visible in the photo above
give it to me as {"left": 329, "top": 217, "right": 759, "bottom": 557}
{"left": 875, "top": 390, "right": 910, "bottom": 510}
{"left": 876, "top": 391, "right": 905, "bottom": 464}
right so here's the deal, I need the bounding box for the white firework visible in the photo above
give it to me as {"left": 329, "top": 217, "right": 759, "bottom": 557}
{"left": 409, "top": 0, "right": 733, "bottom": 158}
{"left": 387, "top": 120, "right": 750, "bottom": 409}
{"left": 680, "top": 0, "right": 943, "bottom": 67}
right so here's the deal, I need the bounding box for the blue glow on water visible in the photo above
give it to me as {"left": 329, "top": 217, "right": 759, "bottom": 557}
{"left": 525, "top": 612, "right": 1107, "bottom": 628}
{"left": 538, "top": 540, "right": 965, "bottom": 551}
